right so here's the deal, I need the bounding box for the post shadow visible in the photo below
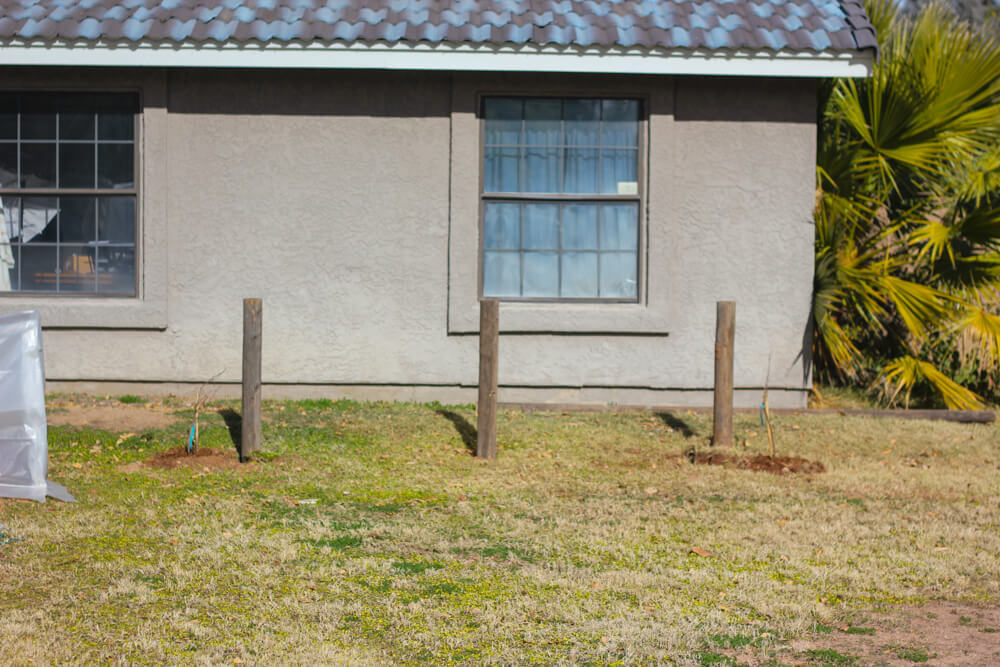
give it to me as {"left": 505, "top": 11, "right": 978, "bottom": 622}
{"left": 217, "top": 408, "right": 243, "bottom": 456}
{"left": 435, "top": 410, "right": 477, "bottom": 455}
{"left": 655, "top": 412, "right": 696, "bottom": 438}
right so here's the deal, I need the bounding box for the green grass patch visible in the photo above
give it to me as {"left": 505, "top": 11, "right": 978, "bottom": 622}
{"left": 117, "top": 394, "right": 147, "bottom": 404}
{"left": 695, "top": 651, "right": 738, "bottom": 666}
{"left": 896, "top": 647, "right": 931, "bottom": 662}
{"left": 392, "top": 560, "right": 444, "bottom": 575}
{"left": 307, "top": 536, "right": 362, "bottom": 550}
{"left": 804, "top": 648, "right": 859, "bottom": 665}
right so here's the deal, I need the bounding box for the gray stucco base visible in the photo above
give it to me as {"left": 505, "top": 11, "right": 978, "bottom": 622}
{"left": 47, "top": 381, "right": 808, "bottom": 409}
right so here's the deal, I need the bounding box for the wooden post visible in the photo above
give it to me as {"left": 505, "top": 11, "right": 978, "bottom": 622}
{"left": 241, "top": 298, "right": 262, "bottom": 462}
{"left": 712, "top": 301, "right": 735, "bottom": 447}
{"left": 476, "top": 299, "right": 499, "bottom": 460}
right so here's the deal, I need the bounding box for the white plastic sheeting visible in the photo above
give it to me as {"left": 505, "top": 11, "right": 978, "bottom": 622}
{"left": 0, "top": 310, "right": 73, "bottom": 502}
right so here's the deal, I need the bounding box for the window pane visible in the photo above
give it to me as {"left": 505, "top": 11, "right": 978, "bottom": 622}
{"left": 563, "top": 148, "right": 599, "bottom": 194}
{"left": 60, "top": 112, "right": 95, "bottom": 141}
{"left": 524, "top": 147, "right": 559, "bottom": 193}
{"left": 601, "top": 99, "right": 639, "bottom": 147}
{"left": 0, "top": 197, "right": 17, "bottom": 292}
{"left": 58, "top": 197, "right": 97, "bottom": 243}
{"left": 600, "top": 203, "right": 639, "bottom": 250}
{"left": 484, "top": 202, "right": 519, "bottom": 249}
{"left": 21, "top": 197, "right": 58, "bottom": 243}
{"left": 524, "top": 99, "right": 561, "bottom": 146}
{"left": 98, "top": 114, "right": 134, "bottom": 141}
{"left": 523, "top": 203, "right": 559, "bottom": 249}
{"left": 600, "top": 251, "right": 637, "bottom": 298}
{"left": 20, "top": 102, "right": 56, "bottom": 140}
{"left": 21, "top": 143, "right": 56, "bottom": 187}
{"left": 59, "top": 143, "right": 96, "bottom": 188}
{"left": 1, "top": 197, "right": 19, "bottom": 241}
{"left": 98, "top": 197, "right": 136, "bottom": 244}
{"left": 600, "top": 149, "right": 638, "bottom": 195}
{"left": 562, "top": 203, "right": 598, "bottom": 249}
{"left": 484, "top": 147, "right": 519, "bottom": 193}
{"left": 0, "top": 143, "right": 17, "bottom": 188}
{"left": 98, "top": 143, "right": 133, "bottom": 188}
{"left": 97, "top": 246, "right": 135, "bottom": 295}
{"left": 522, "top": 251, "right": 559, "bottom": 297}
{"left": 0, "top": 95, "right": 16, "bottom": 140}
{"left": 484, "top": 98, "right": 522, "bottom": 146}
{"left": 59, "top": 244, "right": 98, "bottom": 292}
{"left": 562, "top": 251, "right": 598, "bottom": 297}
{"left": 564, "top": 99, "right": 600, "bottom": 146}
{"left": 20, "top": 243, "right": 58, "bottom": 292}
{"left": 483, "top": 251, "right": 520, "bottom": 297}
{"left": 3, "top": 258, "right": 17, "bottom": 291}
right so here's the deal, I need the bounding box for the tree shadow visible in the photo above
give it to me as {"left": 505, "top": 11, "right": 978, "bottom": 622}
{"left": 217, "top": 408, "right": 242, "bottom": 456}
{"left": 435, "top": 409, "right": 477, "bottom": 455}
{"left": 655, "top": 412, "right": 696, "bottom": 438}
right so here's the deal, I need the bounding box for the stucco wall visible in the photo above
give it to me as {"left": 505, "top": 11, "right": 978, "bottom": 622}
{"left": 0, "top": 68, "right": 817, "bottom": 407}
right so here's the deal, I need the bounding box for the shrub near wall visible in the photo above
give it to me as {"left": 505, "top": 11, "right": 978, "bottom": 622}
{"left": 814, "top": 0, "right": 1000, "bottom": 408}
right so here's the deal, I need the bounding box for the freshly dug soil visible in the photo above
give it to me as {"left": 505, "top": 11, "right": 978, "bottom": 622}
{"left": 143, "top": 446, "right": 243, "bottom": 471}
{"left": 688, "top": 451, "right": 825, "bottom": 474}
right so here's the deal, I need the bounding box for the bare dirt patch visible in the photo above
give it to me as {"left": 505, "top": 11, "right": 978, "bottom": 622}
{"left": 119, "top": 446, "right": 244, "bottom": 471}
{"left": 47, "top": 405, "right": 181, "bottom": 432}
{"left": 782, "top": 602, "right": 1000, "bottom": 665}
{"left": 688, "top": 451, "right": 826, "bottom": 474}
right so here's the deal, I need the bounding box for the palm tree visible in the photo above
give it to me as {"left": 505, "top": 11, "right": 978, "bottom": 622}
{"left": 814, "top": 0, "right": 1000, "bottom": 408}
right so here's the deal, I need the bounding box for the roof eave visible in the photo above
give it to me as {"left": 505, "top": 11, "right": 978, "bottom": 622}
{"left": 0, "top": 40, "right": 876, "bottom": 78}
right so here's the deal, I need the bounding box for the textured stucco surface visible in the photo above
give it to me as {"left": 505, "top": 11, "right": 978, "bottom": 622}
{"left": 0, "top": 69, "right": 817, "bottom": 407}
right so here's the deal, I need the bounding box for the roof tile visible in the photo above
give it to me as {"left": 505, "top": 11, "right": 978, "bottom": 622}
{"left": 0, "top": 0, "right": 876, "bottom": 54}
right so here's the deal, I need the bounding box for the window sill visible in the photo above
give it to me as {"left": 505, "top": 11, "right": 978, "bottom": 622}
{"left": 0, "top": 296, "right": 166, "bottom": 329}
{"left": 448, "top": 300, "right": 669, "bottom": 335}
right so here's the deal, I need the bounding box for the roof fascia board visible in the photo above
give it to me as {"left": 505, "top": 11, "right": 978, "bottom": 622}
{"left": 0, "top": 41, "right": 875, "bottom": 78}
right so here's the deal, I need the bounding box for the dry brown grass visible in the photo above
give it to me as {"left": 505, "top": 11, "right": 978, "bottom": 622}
{"left": 0, "top": 398, "right": 997, "bottom": 665}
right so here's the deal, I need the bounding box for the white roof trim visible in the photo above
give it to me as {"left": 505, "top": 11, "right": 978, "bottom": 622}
{"left": 0, "top": 40, "right": 875, "bottom": 78}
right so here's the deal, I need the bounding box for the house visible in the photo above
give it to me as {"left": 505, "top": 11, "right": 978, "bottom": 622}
{"left": 0, "top": 0, "right": 875, "bottom": 408}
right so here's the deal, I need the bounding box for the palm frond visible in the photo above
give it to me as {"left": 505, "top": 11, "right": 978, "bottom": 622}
{"left": 879, "top": 355, "right": 985, "bottom": 409}
{"left": 881, "top": 275, "right": 954, "bottom": 341}
{"left": 953, "top": 304, "right": 1000, "bottom": 371}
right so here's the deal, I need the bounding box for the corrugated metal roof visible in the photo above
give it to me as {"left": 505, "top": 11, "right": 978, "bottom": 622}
{"left": 0, "top": 0, "right": 877, "bottom": 54}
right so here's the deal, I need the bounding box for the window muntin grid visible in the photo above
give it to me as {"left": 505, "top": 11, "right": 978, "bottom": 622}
{"left": 481, "top": 96, "right": 641, "bottom": 300}
{"left": 0, "top": 92, "right": 138, "bottom": 296}
{"left": 483, "top": 201, "right": 638, "bottom": 298}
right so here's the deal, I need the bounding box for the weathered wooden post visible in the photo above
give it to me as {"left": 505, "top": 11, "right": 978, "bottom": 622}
{"left": 241, "top": 298, "right": 262, "bottom": 462}
{"left": 712, "top": 301, "right": 735, "bottom": 447}
{"left": 477, "top": 299, "right": 499, "bottom": 460}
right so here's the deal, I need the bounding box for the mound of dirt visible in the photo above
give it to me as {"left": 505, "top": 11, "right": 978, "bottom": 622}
{"left": 47, "top": 405, "right": 181, "bottom": 431}
{"left": 688, "top": 451, "right": 825, "bottom": 474}
{"left": 119, "top": 446, "right": 246, "bottom": 471}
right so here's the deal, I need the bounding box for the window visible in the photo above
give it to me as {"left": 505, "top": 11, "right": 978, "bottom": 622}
{"left": 481, "top": 97, "right": 641, "bottom": 301}
{"left": 0, "top": 92, "right": 138, "bottom": 295}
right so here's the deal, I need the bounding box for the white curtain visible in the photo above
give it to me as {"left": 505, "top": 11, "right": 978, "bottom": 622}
{"left": 0, "top": 200, "right": 12, "bottom": 291}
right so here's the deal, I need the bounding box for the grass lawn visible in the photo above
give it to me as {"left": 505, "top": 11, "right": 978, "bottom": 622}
{"left": 1, "top": 396, "right": 998, "bottom": 665}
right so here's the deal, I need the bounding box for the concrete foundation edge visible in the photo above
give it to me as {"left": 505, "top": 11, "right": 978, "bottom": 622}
{"left": 46, "top": 381, "right": 808, "bottom": 409}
